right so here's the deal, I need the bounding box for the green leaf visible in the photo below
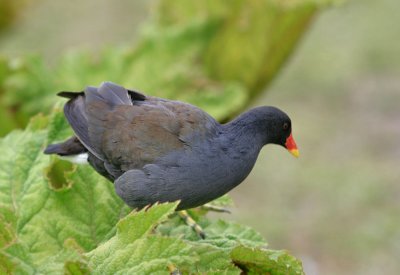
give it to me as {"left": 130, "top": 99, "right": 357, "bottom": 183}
{"left": 87, "top": 202, "right": 242, "bottom": 274}
{"left": 117, "top": 202, "right": 178, "bottom": 243}
{"left": 46, "top": 104, "right": 73, "bottom": 143}
{"left": 190, "top": 243, "right": 240, "bottom": 274}
{"left": 231, "top": 246, "right": 305, "bottom": 275}
{"left": 0, "top": 0, "right": 30, "bottom": 32}
{"left": 87, "top": 202, "right": 198, "bottom": 274}
{"left": 204, "top": 0, "right": 317, "bottom": 95}
{"left": 208, "top": 194, "right": 234, "bottom": 207}
{"left": 157, "top": 216, "right": 266, "bottom": 249}
{"left": 270, "top": 0, "right": 346, "bottom": 8}
{"left": 91, "top": 235, "right": 196, "bottom": 274}
{"left": 200, "top": 219, "right": 267, "bottom": 250}
{"left": 33, "top": 238, "right": 89, "bottom": 274}
{"left": 0, "top": 112, "right": 128, "bottom": 274}
{"left": 64, "top": 260, "right": 91, "bottom": 275}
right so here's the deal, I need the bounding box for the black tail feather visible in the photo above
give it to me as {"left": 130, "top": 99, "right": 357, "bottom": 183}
{"left": 44, "top": 144, "right": 63, "bottom": 155}
{"left": 57, "top": 91, "right": 84, "bottom": 99}
{"left": 44, "top": 136, "right": 87, "bottom": 156}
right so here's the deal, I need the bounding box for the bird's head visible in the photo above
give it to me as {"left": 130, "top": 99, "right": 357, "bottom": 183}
{"left": 257, "top": 106, "right": 299, "bottom": 158}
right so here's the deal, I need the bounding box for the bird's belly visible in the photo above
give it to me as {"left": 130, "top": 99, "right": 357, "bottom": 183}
{"left": 115, "top": 147, "right": 258, "bottom": 210}
{"left": 155, "top": 151, "right": 256, "bottom": 209}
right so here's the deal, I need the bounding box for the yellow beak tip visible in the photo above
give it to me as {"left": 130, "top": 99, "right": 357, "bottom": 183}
{"left": 289, "top": 149, "right": 300, "bottom": 158}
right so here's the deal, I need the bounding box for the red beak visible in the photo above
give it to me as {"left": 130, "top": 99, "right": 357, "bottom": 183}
{"left": 285, "top": 133, "right": 299, "bottom": 158}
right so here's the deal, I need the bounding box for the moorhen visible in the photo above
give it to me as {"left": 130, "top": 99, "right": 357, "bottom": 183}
{"left": 45, "top": 82, "right": 299, "bottom": 211}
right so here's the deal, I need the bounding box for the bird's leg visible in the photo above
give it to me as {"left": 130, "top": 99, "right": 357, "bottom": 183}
{"left": 167, "top": 263, "right": 181, "bottom": 275}
{"left": 201, "top": 203, "right": 231, "bottom": 214}
{"left": 178, "top": 210, "right": 206, "bottom": 239}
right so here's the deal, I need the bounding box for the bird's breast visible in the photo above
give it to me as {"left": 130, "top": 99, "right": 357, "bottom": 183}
{"left": 153, "top": 141, "right": 260, "bottom": 209}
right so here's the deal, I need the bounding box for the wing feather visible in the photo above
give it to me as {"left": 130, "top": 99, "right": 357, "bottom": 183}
{"left": 61, "top": 82, "right": 219, "bottom": 176}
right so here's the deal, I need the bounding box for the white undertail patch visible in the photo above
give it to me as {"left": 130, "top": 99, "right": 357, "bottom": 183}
{"left": 60, "top": 153, "right": 89, "bottom": 164}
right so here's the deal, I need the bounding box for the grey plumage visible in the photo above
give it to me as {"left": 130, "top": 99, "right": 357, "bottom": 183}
{"left": 45, "top": 82, "right": 295, "bottom": 210}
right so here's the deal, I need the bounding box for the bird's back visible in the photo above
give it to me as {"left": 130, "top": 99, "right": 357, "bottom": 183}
{"left": 48, "top": 82, "right": 219, "bottom": 181}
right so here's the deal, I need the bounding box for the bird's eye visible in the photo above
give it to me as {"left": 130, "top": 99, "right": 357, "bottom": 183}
{"left": 283, "top": 122, "right": 289, "bottom": 130}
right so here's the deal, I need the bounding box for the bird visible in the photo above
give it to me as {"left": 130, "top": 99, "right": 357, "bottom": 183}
{"left": 45, "top": 82, "right": 299, "bottom": 211}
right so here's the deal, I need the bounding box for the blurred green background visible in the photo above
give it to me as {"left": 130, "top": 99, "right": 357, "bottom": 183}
{"left": 0, "top": 0, "right": 399, "bottom": 274}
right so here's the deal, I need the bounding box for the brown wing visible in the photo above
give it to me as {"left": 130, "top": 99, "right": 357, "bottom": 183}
{"left": 98, "top": 102, "right": 183, "bottom": 171}
{"left": 84, "top": 83, "right": 218, "bottom": 174}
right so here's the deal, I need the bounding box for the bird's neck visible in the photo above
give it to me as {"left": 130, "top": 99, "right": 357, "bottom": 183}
{"left": 222, "top": 109, "right": 267, "bottom": 148}
{"left": 220, "top": 110, "right": 267, "bottom": 166}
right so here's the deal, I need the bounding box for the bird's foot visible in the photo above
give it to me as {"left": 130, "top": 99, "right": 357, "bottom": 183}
{"left": 201, "top": 203, "right": 231, "bottom": 214}
{"left": 167, "top": 263, "right": 181, "bottom": 275}
{"left": 178, "top": 210, "right": 206, "bottom": 239}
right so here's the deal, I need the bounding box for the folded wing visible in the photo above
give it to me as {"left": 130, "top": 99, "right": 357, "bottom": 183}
{"left": 62, "top": 82, "right": 218, "bottom": 180}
